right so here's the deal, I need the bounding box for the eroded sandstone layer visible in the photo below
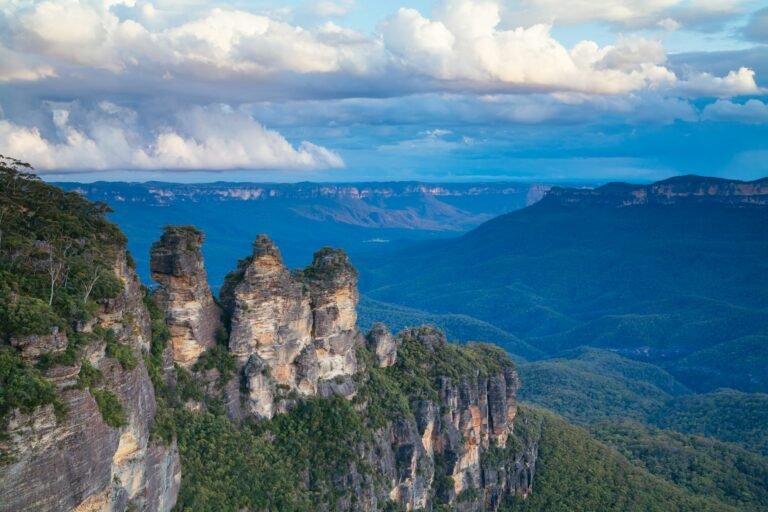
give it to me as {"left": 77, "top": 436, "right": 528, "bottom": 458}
{"left": 223, "top": 235, "right": 359, "bottom": 419}
{"left": 150, "top": 226, "right": 221, "bottom": 367}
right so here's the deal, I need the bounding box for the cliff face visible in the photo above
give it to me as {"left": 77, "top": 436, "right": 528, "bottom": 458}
{"left": 150, "top": 226, "right": 221, "bottom": 367}
{"left": 546, "top": 176, "right": 768, "bottom": 207}
{"left": 360, "top": 327, "right": 536, "bottom": 512}
{"left": 224, "top": 235, "right": 359, "bottom": 419}
{"left": 0, "top": 253, "right": 180, "bottom": 512}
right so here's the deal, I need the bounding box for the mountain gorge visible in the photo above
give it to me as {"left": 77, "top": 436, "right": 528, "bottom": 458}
{"left": 57, "top": 181, "right": 550, "bottom": 291}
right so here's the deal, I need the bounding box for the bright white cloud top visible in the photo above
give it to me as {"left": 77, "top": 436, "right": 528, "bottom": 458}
{"left": 0, "top": 0, "right": 765, "bottom": 178}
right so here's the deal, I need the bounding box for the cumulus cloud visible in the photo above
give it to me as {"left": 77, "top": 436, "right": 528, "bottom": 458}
{"left": 379, "top": 4, "right": 677, "bottom": 94}
{"left": 0, "top": 0, "right": 763, "bottom": 174}
{"left": 378, "top": 2, "right": 757, "bottom": 96}
{"left": 701, "top": 99, "right": 768, "bottom": 122}
{"left": 674, "top": 67, "right": 761, "bottom": 97}
{"left": 0, "top": 46, "right": 57, "bottom": 82}
{"left": 0, "top": 103, "right": 343, "bottom": 171}
{"left": 0, "top": 0, "right": 756, "bottom": 99}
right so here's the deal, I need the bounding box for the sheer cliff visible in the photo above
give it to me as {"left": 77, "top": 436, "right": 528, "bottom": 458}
{"left": 0, "top": 160, "right": 179, "bottom": 512}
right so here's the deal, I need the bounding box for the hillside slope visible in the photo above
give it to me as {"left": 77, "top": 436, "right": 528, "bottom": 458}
{"left": 359, "top": 176, "right": 768, "bottom": 392}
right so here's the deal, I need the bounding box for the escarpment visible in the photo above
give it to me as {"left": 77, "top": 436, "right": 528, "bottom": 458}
{"left": 357, "top": 327, "right": 536, "bottom": 511}
{"left": 0, "top": 253, "right": 180, "bottom": 512}
{"left": 0, "top": 164, "right": 179, "bottom": 512}
{"left": 150, "top": 226, "right": 221, "bottom": 367}
{"left": 222, "top": 235, "right": 359, "bottom": 419}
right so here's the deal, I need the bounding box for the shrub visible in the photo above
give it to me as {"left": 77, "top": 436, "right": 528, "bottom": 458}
{"left": 92, "top": 389, "right": 127, "bottom": 428}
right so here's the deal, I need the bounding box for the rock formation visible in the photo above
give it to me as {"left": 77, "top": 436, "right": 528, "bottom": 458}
{"left": 366, "top": 322, "right": 398, "bottom": 367}
{"left": 363, "top": 327, "right": 535, "bottom": 511}
{"left": 0, "top": 253, "right": 180, "bottom": 512}
{"left": 223, "top": 235, "right": 359, "bottom": 419}
{"left": 150, "top": 226, "right": 221, "bottom": 367}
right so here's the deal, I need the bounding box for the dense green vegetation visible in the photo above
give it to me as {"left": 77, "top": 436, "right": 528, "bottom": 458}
{"left": 0, "top": 347, "right": 59, "bottom": 423}
{"left": 92, "top": 389, "right": 127, "bottom": 428}
{"left": 518, "top": 348, "right": 689, "bottom": 424}
{"left": 0, "top": 157, "right": 125, "bottom": 339}
{"left": 0, "top": 158, "right": 133, "bottom": 430}
{"left": 508, "top": 407, "right": 732, "bottom": 512}
{"left": 651, "top": 390, "right": 768, "bottom": 456}
{"left": 591, "top": 421, "right": 768, "bottom": 511}
{"left": 175, "top": 396, "right": 371, "bottom": 511}
{"left": 518, "top": 349, "right": 768, "bottom": 460}
{"left": 670, "top": 334, "right": 768, "bottom": 393}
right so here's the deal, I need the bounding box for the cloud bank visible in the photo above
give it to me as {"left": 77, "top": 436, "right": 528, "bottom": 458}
{"left": 0, "top": 0, "right": 765, "bottom": 177}
{"left": 0, "top": 103, "right": 343, "bottom": 171}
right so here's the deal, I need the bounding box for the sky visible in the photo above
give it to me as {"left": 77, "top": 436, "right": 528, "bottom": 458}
{"left": 0, "top": 0, "right": 767, "bottom": 183}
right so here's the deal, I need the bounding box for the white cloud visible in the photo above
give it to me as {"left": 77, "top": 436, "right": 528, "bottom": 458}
{"left": 657, "top": 17, "right": 681, "bottom": 31}
{"left": 0, "top": 103, "right": 343, "bottom": 171}
{"left": 310, "top": 0, "right": 354, "bottom": 18}
{"left": 0, "top": 0, "right": 756, "bottom": 100}
{"left": 379, "top": 3, "right": 757, "bottom": 97}
{"left": 701, "top": 99, "right": 768, "bottom": 122}
{"left": 420, "top": 129, "right": 452, "bottom": 138}
{"left": 674, "top": 67, "right": 761, "bottom": 97}
{"left": 501, "top": 0, "right": 683, "bottom": 26}
{"left": 0, "top": 45, "right": 57, "bottom": 82}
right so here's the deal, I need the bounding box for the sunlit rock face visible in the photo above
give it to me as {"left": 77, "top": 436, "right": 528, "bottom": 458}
{"left": 150, "top": 226, "right": 221, "bottom": 367}
{"left": 0, "top": 253, "right": 180, "bottom": 512}
{"left": 224, "top": 235, "right": 359, "bottom": 419}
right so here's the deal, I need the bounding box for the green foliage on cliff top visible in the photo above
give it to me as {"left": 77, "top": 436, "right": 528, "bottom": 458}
{"left": 391, "top": 328, "right": 513, "bottom": 402}
{"left": 0, "top": 157, "right": 125, "bottom": 340}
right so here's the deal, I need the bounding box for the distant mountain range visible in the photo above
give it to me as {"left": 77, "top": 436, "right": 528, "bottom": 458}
{"left": 356, "top": 175, "right": 768, "bottom": 393}
{"left": 57, "top": 181, "right": 551, "bottom": 290}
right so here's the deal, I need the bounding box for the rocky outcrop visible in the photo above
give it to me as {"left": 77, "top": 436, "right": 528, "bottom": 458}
{"left": 150, "top": 226, "right": 221, "bottom": 367}
{"left": 0, "top": 253, "right": 180, "bottom": 512}
{"left": 9, "top": 330, "right": 68, "bottom": 362}
{"left": 225, "top": 235, "right": 359, "bottom": 419}
{"left": 346, "top": 326, "right": 537, "bottom": 512}
{"left": 366, "top": 323, "right": 398, "bottom": 368}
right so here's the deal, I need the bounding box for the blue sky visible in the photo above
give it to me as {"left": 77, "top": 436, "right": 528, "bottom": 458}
{"left": 0, "top": 0, "right": 766, "bottom": 183}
